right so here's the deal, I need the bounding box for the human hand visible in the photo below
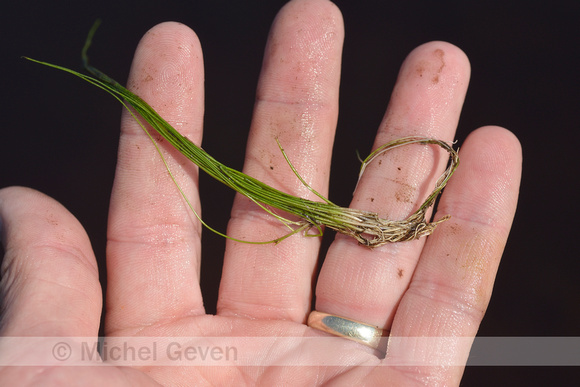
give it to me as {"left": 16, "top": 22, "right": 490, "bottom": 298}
{"left": 0, "top": 0, "right": 521, "bottom": 385}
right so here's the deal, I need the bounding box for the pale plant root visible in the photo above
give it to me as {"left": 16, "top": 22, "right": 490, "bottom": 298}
{"left": 291, "top": 136, "right": 460, "bottom": 248}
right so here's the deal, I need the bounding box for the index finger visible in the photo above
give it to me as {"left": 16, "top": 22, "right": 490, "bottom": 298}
{"left": 105, "top": 22, "right": 206, "bottom": 334}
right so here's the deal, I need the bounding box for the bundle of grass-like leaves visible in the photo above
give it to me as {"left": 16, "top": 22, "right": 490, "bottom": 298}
{"left": 25, "top": 21, "right": 459, "bottom": 248}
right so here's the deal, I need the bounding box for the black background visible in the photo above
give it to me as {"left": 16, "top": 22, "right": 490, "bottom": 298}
{"left": 2, "top": 0, "right": 579, "bottom": 385}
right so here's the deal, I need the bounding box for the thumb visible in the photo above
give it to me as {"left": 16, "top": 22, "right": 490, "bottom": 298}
{"left": 0, "top": 187, "right": 102, "bottom": 337}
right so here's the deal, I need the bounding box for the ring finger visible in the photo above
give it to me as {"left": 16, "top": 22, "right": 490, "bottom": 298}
{"left": 314, "top": 41, "right": 471, "bottom": 330}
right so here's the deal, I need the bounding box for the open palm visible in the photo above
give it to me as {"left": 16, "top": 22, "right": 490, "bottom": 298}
{"left": 0, "top": 0, "right": 521, "bottom": 385}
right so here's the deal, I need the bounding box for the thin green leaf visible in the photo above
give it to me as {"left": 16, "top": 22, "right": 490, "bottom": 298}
{"left": 24, "top": 22, "right": 459, "bottom": 248}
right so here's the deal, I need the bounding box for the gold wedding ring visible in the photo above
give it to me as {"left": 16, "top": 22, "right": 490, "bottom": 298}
{"left": 307, "top": 311, "right": 386, "bottom": 349}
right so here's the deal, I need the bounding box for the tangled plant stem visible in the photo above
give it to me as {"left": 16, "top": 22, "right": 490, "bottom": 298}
{"left": 24, "top": 21, "right": 459, "bottom": 248}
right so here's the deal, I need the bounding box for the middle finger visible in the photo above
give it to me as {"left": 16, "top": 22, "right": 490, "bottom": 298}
{"left": 217, "top": 0, "right": 344, "bottom": 322}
